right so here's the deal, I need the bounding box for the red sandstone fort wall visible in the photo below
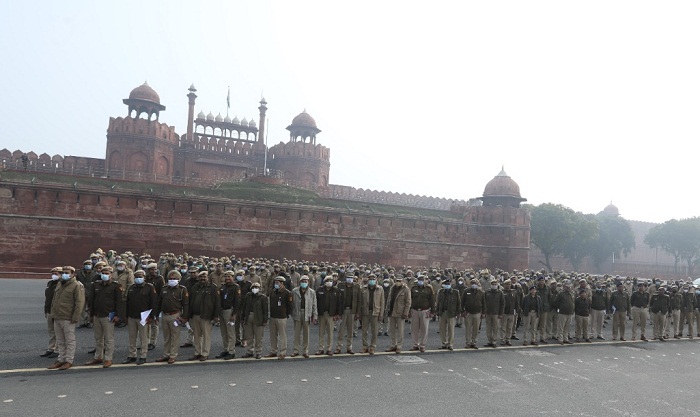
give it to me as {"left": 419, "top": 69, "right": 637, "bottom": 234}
{"left": 0, "top": 183, "right": 529, "bottom": 274}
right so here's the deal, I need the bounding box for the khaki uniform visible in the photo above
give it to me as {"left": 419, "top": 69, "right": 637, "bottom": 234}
{"left": 359, "top": 284, "right": 384, "bottom": 351}
{"left": 436, "top": 288, "right": 460, "bottom": 348}
{"left": 410, "top": 284, "right": 435, "bottom": 349}
{"left": 385, "top": 284, "right": 411, "bottom": 351}
{"left": 156, "top": 284, "right": 189, "bottom": 360}
{"left": 50, "top": 277, "right": 85, "bottom": 365}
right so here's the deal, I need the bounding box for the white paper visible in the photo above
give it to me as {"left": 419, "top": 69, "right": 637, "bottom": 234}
{"left": 139, "top": 309, "right": 152, "bottom": 326}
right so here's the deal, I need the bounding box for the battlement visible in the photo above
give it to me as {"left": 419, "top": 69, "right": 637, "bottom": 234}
{"left": 0, "top": 148, "right": 104, "bottom": 174}
{"left": 181, "top": 133, "right": 265, "bottom": 156}
{"left": 108, "top": 116, "right": 178, "bottom": 143}
{"left": 269, "top": 141, "right": 330, "bottom": 161}
{"left": 324, "top": 184, "right": 469, "bottom": 211}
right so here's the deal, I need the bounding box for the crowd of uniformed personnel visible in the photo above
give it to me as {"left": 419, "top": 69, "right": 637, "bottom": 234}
{"left": 42, "top": 249, "right": 700, "bottom": 370}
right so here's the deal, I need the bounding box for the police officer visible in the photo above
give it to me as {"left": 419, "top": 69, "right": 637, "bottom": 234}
{"left": 266, "top": 276, "right": 293, "bottom": 359}
{"left": 410, "top": 273, "right": 435, "bottom": 352}
{"left": 85, "top": 266, "right": 122, "bottom": 368}
{"left": 335, "top": 273, "right": 360, "bottom": 354}
{"left": 47, "top": 266, "right": 85, "bottom": 370}
{"left": 291, "top": 275, "right": 318, "bottom": 358}
{"left": 155, "top": 270, "right": 189, "bottom": 364}
{"left": 630, "top": 283, "right": 650, "bottom": 341}
{"left": 680, "top": 284, "right": 695, "bottom": 339}
{"left": 187, "top": 271, "right": 220, "bottom": 361}
{"left": 359, "top": 274, "right": 383, "bottom": 355}
{"left": 216, "top": 271, "right": 241, "bottom": 360}
{"left": 145, "top": 262, "right": 165, "bottom": 351}
{"left": 521, "top": 286, "right": 542, "bottom": 345}
{"left": 552, "top": 280, "right": 575, "bottom": 344}
{"left": 315, "top": 276, "right": 343, "bottom": 356}
{"left": 650, "top": 286, "right": 670, "bottom": 341}
{"left": 501, "top": 280, "right": 520, "bottom": 346}
{"left": 609, "top": 283, "right": 631, "bottom": 341}
{"left": 241, "top": 282, "right": 268, "bottom": 359}
{"left": 436, "top": 277, "right": 461, "bottom": 351}
{"left": 385, "top": 276, "right": 411, "bottom": 354}
{"left": 40, "top": 267, "right": 61, "bottom": 359}
{"left": 462, "top": 278, "right": 485, "bottom": 349}
{"left": 123, "top": 269, "right": 157, "bottom": 365}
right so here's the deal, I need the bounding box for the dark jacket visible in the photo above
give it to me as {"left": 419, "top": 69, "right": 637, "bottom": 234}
{"left": 484, "top": 289, "right": 505, "bottom": 316}
{"left": 337, "top": 283, "right": 360, "bottom": 314}
{"left": 188, "top": 282, "right": 221, "bottom": 320}
{"left": 157, "top": 284, "right": 189, "bottom": 318}
{"left": 219, "top": 282, "right": 241, "bottom": 311}
{"left": 269, "top": 287, "right": 293, "bottom": 319}
{"left": 609, "top": 290, "right": 631, "bottom": 313}
{"left": 90, "top": 280, "right": 123, "bottom": 318}
{"left": 316, "top": 286, "right": 344, "bottom": 316}
{"left": 241, "top": 292, "right": 268, "bottom": 326}
{"left": 552, "top": 291, "right": 575, "bottom": 315}
{"left": 436, "top": 288, "right": 461, "bottom": 318}
{"left": 521, "top": 293, "right": 542, "bottom": 317}
{"left": 590, "top": 289, "right": 609, "bottom": 311}
{"left": 44, "top": 279, "right": 59, "bottom": 315}
{"left": 411, "top": 285, "right": 436, "bottom": 313}
{"left": 650, "top": 293, "right": 670, "bottom": 314}
{"left": 461, "top": 288, "right": 485, "bottom": 315}
{"left": 574, "top": 296, "right": 590, "bottom": 317}
{"left": 126, "top": 282, "right": 158, "bottom": 320}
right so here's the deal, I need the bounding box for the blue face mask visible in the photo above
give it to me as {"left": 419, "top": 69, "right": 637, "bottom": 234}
{"left": 180, "top": 269, "right": 187, "bottom": 274}
{"left": 101, "top": 274, "right": 110, "bottom": 281}
{"left": 274, "top": 284, "right": 280, "bottom": 290}
{"left": 236, "top": 276, "right": 243, "bottom": 281}
{"left": 84, "top": 265, "right": 92, "bottom": 270}
{"left": 417, "top": 280, "right": 424, "bottom": 286}
{"left": 61, "top": 273, "right": 71, "bottom": 280}
{"left": 368, "top": 279, "right": 376, "bottom": 286}
{"left": 443, "top": 284, "right": 451, "bottom": 290}
{"left": 134, "top": 277, "right": 145, "bottom": 285}
{"left": 300, "top": 282, "right": 308, "bottom": 289}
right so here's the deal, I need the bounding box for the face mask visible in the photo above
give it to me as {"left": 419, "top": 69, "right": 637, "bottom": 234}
{"left": 274, "top": 284, "right": 280, "bottom": 290}
{"left": 51, "top": 274, "right": 59, "bottom": 281}
{"left": 383, "top": 283, "right": 390, "bottom": 288}
{"left": 325, "top": 281, "right": 333, "bottom": 288}
{"left": 180, "top": 269, "right": 187, "bottom": 274}
{"left": 457, "top": 281, "right": 464, "bottom": 285}
{"left": 443, "top": 284, "right": 451, "bottom": 290}
{"left": 683, "top": 289, "right": 688, "bottom": 293}
{"left": 252, "top": 288, "right": 260, "bottom": 294}
{"left": 491, "top": 285, "right": 498, "bottom": 290}
{"left": 84, "top": 265, "right": 92, "bottom": 270}
{"left": 417, "top": 280, "right": 424, "bottom": 286}
{"left": 339, "top": 268, "right": 345, "bottom": 273}
{"left": 236, "top": 275, "right": 243, "bottom": 281}
{"left": 346, "top": 278, "right": 354, "bottom": 284}
{"left": 117, "top": 266, "right": 125, "bottom": 272}
{"left": 300, "top": 282, "right": 308, "bottom": 289}
{"left": 141, "top": 264, "right": 148, "bottom": 270}
{"left": 167, "top": 279, "right": 178, "bottom": 287}
{"left": 101, "top": 274, "right": 110, "bottom": 281}
{"left": 471, "top": 284, "right": 478, "bottom": 289}
{"left": 91, "top": 259, "right": 98, "bottom": 265}
{"left": 395, "top": 282, "right": 403, "bottom": 287}
{"left": 134, "top": 277, "right": 145, "bottom": 285}
{"left": 61, "top": 273, "right": 71, "bottom": 280}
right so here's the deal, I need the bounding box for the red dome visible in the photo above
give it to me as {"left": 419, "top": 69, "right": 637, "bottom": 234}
{"left": 291, "top": 110, "right": 317, "bottom": 128}
{"left": 128, "top": 82, "right": 160, "bottom": 104}
{"left": 483, "top": 168, "right": 522, "bottom": 198}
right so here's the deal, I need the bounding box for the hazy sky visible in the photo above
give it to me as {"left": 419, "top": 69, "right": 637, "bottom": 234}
{"left": 1, "top": 1, "right": 698, "bottom": 223}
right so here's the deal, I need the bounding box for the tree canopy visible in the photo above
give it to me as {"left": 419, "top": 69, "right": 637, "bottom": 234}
{"left": 645, "top": 217, "right": 700, "bottom": 276}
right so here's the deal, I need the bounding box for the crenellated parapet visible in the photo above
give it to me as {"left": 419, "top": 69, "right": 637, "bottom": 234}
{"left": 108, "top": 116, "right": 178, "bottom": 144}
{"left": 268, "top": 141, "right": 330, "bottom": 161}
{"left": 324, "top": 184, "right": 469, "bottom": 211}
{"left": 0, "top": 148, "right": 104, "bottom": 173}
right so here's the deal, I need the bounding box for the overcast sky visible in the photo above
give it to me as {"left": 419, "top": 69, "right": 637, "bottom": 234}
{"left": 1, "top": 1, "right": 698, "bottom": 223}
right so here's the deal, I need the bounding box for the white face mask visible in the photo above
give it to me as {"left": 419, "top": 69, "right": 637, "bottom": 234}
{"left": 252, "top": 288, "right": 260, "bottom": 294}
{"left": 325, "top": 281, "right": 333, "bottom": 288}
{"left": 491, "top": 285, "right": 498, "bottom": 290}
{"left": 346, "top": 278, "right": 354, "bottom": 284}
{"left": 117, "top": 266, "right": 125, "bottom": 272}
{"left": 51, "top": 274, "right": 59, "bottom": 281}
{"left": 167, "top": 279, "right": 178, "bottom": 287}
{"left": 383, "top": 283, "right": 390, "bottom": 288}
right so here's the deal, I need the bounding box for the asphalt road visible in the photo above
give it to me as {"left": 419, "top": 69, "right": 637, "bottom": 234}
{"left": 2, "top": 279, "right": 700, "bottom": 417}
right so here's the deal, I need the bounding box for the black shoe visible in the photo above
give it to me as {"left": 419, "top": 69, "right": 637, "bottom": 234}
{"left": 40, "top": 350, "right": 54, "bottom": 357}
{"left": 122, "top": 357, "right": 137, "bottom": 364}
{"left": 597, "top": 336, "right": 605, "bottom": 340}
{"left": 215, "top": 351, "right": 228, "bottom": 359}
{"left": 235, "top": 341, "right": 242, "bottom": 347}
{"left": 255, "top": 354, "right": 261, "bottom": 359}
{"left": 48, "top": 351, "right": 59, "bottom": 358}
{"left": 223, "top": 353, "right": 235, "bottom": 360}
{"left": 86, "top": 323, "right": 93, "bottom": 329}
{"left": 147, "top": 344, "right": 155, "bottom": 351}
{"left": 242, "top": 353, "right": 254, "bottom": 358}
{"left": 180, "top": 343, "right": 193, "bottom": 348}
{"left": 384, "top": 332, "right": 389, "bottom": 336}
{"left": 136, "top": 358, "right": 147, "bottom": 365}
{"left": 511, "top": 336, "right": 520, "bottom": 340}
{"left": 88, "top": 348, "right": 96, "bottom": 354}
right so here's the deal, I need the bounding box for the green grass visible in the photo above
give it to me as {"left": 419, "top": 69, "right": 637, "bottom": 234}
{"left": 0, "top": 170, "right": 461, "bottom": 219}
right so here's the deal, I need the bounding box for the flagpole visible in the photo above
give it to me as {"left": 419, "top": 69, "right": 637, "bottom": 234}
{"left": 226, "top": 86, "right": 230, "bottom": 117}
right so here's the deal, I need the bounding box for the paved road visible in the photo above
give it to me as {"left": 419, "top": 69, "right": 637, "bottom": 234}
{"left": 2, "top": 279, "right": 700, "bottom": 417}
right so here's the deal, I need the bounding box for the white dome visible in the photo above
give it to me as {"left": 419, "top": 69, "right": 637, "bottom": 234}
{"left": 206, "top": 112, "right": 214, "bottom": 121}
{"left": 215, "top": 113, "right": 223, "bottom": 122}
